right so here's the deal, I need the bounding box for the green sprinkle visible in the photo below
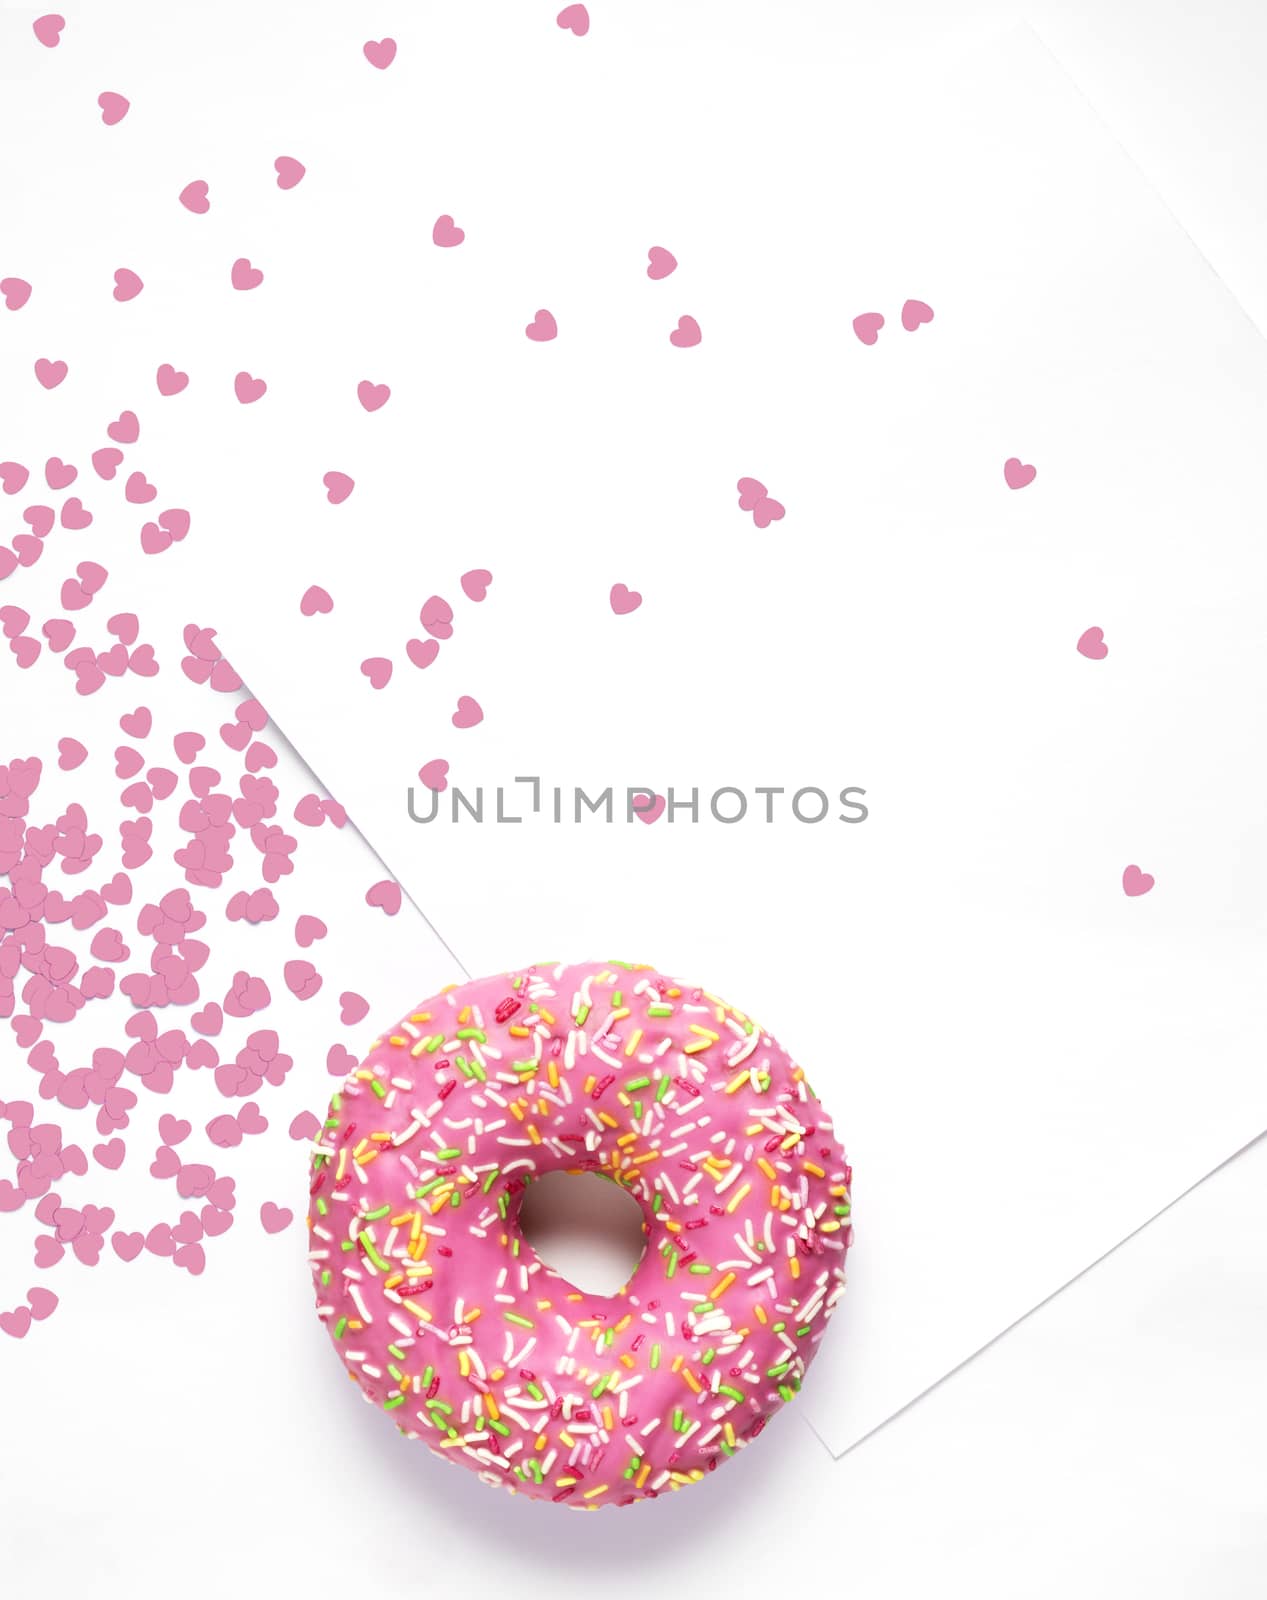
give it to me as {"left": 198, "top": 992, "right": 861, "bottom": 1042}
{"left": 650, "top": 1343, "right": 661, "bottom": 1369}
{"left": 498, "top": 1193, "right": 509, "bottom": 1218}
{"left": 672, "top": 1407, "right": 687, "bottom": 1433}
{"left": 364, "top": 1203, "right": 392, "bottom": 1221}
{"left": 632, "top": 1100, "right": 643, "bottom": 1120}
{"left": 323, "top": 1117, "right": 339, "bottom": 1130}
{"left": 424, "top": 1034, "right": 445, "bottom": 1053}
{"left": 778, "top": 1384, "right": 795, "bottom": 1403}
{"left": 575, "top": 1003, "right": 591, "bottom": 1026}
{"left": 340, "top": 1238, "right": 356, "bottom": 1252}
{"left": 450, "top": 1191, "right": 462, "bottom": 1208}
{"left": 767, "top": 1362, "right": 791, "bottom": 1378}
{"left": 415, "top": 1177, "right": 443, "bottom": 1197}
{"left": 526, "top": 1381, "right": 544, "bottom": 1402}
{"left": 369, "top": 1077, "right": 387, "bottom": 1099}
{"left": 701, "top": 1349, "right": 716, "bottom": 1366}
{"left": 359, "top": 1230, "right": 390, "bottom": 1271}
{"left": 504, "top": 1311, "right": 534, "bottom": 1329}
{"left": 482, "top": 1167, "right": 500, "bottom": 1194}
{"left": 427, "top": 1398, "right": 452, "bottom": 1415}
{"left": 648, "top": 1004, "right": 673, "bottom": 1018}
{"left": 383, "top": 1393, "right": 404, "bottom": 1410}
{"left": 656, "top": 1074, "right": 672, "bottom": 1102}
{"left": 388, "top": 1343, "right": 406, "bottom": 1360}
{"left": 625, "top": 1075, "right": 651, "bottom": 1093}
{"left": 315, "top": 1197, "right": 328, "bottom": 1216}
{"left": 652, "top": 1193, "right": 662, "bottom": 1213}
{"left": 436, "top": 1147, "right": 462, "bottom": 1161}
{"left": 797, "top": 1325, "right": 811, "bottom": 1339}
{"left": 773, "top": 1321, "right": 786, "bottom": 1333}
{"left": 487, "top": 1417, "right": 511, "bottom": 1437}
{"left": 331, "top": 1093, "right": 343, "bottom": 1110}
{"left": 836, "top": 1203, "right": 851, "bottom": 1217}
{"left": 719, "top": 1384, "right": 745, "bottom": 1403}
{"left": 591, "top": 1374, "right": 611, "bottom": 1398}
{"left": 387, "top": 1363, "right": 404, "bottom": 1382}
{"left": 320, "top": 1269, "right": 331, "bottom": 1287}
{"left": 333, "top": 1316, "right": 347, "bottom": 1339}
{"left": 455, "top": 1055, "right": 474, "bottom": 1078}
{"left": 422, "top": 1365, "right": 434, "bottom": 1387}
{"left": 720, "top": 1441, "right": 735, "bottom": 1457}
{"left": 612, "top": 992, "right": 623, "bottom": 1008}
{"left": 456, "top": 1027, "right": 487, "bottom": 1042}
{"left": 688, "top": 1262, "right": 712, "bottom": 1275}
{"left": 665, "top": 1248, "right": 678, "bottom": 1279}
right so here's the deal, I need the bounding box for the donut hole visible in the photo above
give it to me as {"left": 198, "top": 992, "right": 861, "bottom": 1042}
{"left": 518, "top": 1171, "right": 647, "bottom": 1296}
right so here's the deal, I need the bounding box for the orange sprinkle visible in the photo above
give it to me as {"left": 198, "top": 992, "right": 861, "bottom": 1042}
{"left": 527, "top": 1124, "right": 542, "bottom": 1145}
{"left": 463, "top": 1307, "right": 482, "bottom": 1323}
{"left": 709, "top": 1271, "right": 736, "bottom": 1300}
{"left": 757, "top": 1158, "right": 777, "bottom": 1181}
{"left": 803, "top": 1160, "right": 825, "bottom": 1178}
{"left": 681, "top": 1368, "right": 703, "bottom": 1394}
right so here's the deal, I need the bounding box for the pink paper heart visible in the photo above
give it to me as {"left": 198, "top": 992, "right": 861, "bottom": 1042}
{"left": 736, "top": 477, "right": 768, "bottom": 512}
{"left": 300, "top": 585, "right": 333, "bottom": 617}
{"left": 60, "top": 580, "right": 90, "bottom": 612}
{"left": 205, "top": 1113, "right": 241, "bottom": 1149}
{"left": 58, "top": 738, "right": 87, "bottom": 770}
{"left": 201, "top": 1205, "right": 233, "bottom": 1237}
{"left": 633, "top": 791, "right": 666, "bottom": 824}
{"left": 150, "top": 1145, "right": 180, "bottom": 1180}
{"left": 293, "top": 793, "right": 326, "bottom": 827}
{"left": 109, "top": 612, "right": 140, "bottom": 645}
{"left": 901, "top": 298, "right": 934, "bottom": 331}
{"left": 113, "top": 268, "right": 143, "bottom": 302}
{"left": 460, "top": 568, "right": 492, "bottom": 602}
{"left": 33, "top": 14, "right": 66, "bottom": 47}
{"left": 98, "top": 91, "right": 130, "bottom": 126}
{"left": 108, "top": 410, "right": 140, "bottom": 442}
{"left": 339, "top": 991, "right": 369, "bottom": 1025}
{"left": 327, "top": 1044, "right": 358, "bottom": 1078}
{"left": 295, "top": 915, "right": 326, "bottom": 947}
{"left": 1, "top": 1307, "right": 32, "bottom": 1339}
{"left": 0, "top": 605, "right": 28, "bottom": 638}
{"left": 129, "top": 643, "right": 158, "bottom": 677}
{"left": 2, "top": 277, "right": 32, "bottom": 311}
{"left": 115, "top": 745, "right": 144, "bottom": 779}
{"left": 669, "top": 315, "right": 701, "bottom": 348}
{"left": 179, "top": 179, "right": 210, "bottom": 213}
{"left": 753, "top": 497, "right": 785, "bottom": 530}
{"left": 289, "top": 1110, "right": 320, "bottom": 1141}
{"left": 172, "top": 731, "right": 204, "bottom": 763}
{"left": 418, "top": 759, "right": 448, "bottom": 793}
{"left": 259, "top": 1201, "right": 293, "bottom": 1234}
{"left": 231, "top": 257, "right": 263, "bottom": 291}
{"left": 284, "top": 959, "right": 322, "bottom": 1000}
{"left": 91, "top": 447, "right": 124, "bottom": 479}
{"left": 191, "top": 1003, "right": 222, "bottom": 1036}
{"left": 404, "top": 639, "right": 441, "bottom": 677}
{"left": 156, "top": 363, "right": 188, "bottom": 396}
{"left": 111, "top": 1230, "right": 143, "bottom": 1261}
{"left": 366, "top": 879, "right": 402, "bottom": 915}
{"left": 1004, "top": 457, "right": 1036, "bottom": 490}
{"left": 647, "top": 246, "right": 677, "bottom": 280}
{"left": 1077, "top": 627, "right": 1108, "bottom": 660}
{"left": 432, "top": 214, "right": 465, "bottom": 247}
{"left": 34, "top": 1237, "right": 64, "bottom": 1268}
{"left": 557, "top": 4, "right": 590, "bottom": 35}
{"left": 419, "top": 595, "right": 453, "bottom": 639}
{"left": 0, "top": 461, "right": 29, "bottom": 494}
{"left": 526, "top": 308, "right": 558, "bottom": 342}
{"left": 125, "top": 470, "right": 156, "bottom": 504}
{"left": 35, "top": 357, "right": 68, "bottom": 388}
{"left": 452, "top": 695, "right": 483, "bottom": 729}
{"left": 119, "top": 705, "right": 150, "bottom": 737}
{"left": 363, "top": 37, "right": 397, "bottom": 68}
{"left": 323, "top": 471, "right": 354, "bottom": 504}
{"left": 45, "top": 617, "right": 76, "bottom": 656}
{"left": 61, "top": 496, "right": 93, "bottom": 529}
{"left": 78, "top": 560, "right": 107, "bottom": 593}
{"left": 13, "top": 535, "right": 44, "bottom": 567}
{"left": 238, "top": 1102, "right": 268, "bottom": 1135}
{"left": 357, "top": 380, "right": 391, "bottom": 412}
{"left": 45, "top": 456, "right": 76, "bottom": 489}
{"left": 12, "top": 636, "right": 41, "bottom": 669}
{"left": 24, "top": 503, "right": 53, "bottom": 535}
{"left": 158, "top": 1114, "right": 191, "bottom": 1146}
{"left": 94, "top": 1139, "right": 125, "bottom": 1169}
{"left": 1122, "top": 864, "right": 1155, "bottom": 898}
{"left": 274, "top": 155, "right": 306, "bottom": 189}
{"left": 234, "top": 371, "right": 267, "bottom": 404}
{"left": 360, "top": 656, "right": 392, "bottom": 689}
{"left": 852, "top": 311, "right": 885, "bottom": 345}
{"left": 610, "top": 583, "right": 642, "bottom": 616}
{"left": 174, "top": 1242, "right": 205, "bottom": 1275}
{"left": 27, "top": 1286, "right": 58, "bottom": 1320}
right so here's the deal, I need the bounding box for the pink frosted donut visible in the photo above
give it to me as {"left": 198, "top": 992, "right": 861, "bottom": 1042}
{"left": 306, "top": 959, "right": 852, "bottom": 1506}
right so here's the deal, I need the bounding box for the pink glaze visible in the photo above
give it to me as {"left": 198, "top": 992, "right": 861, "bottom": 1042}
{"left": 307, "top": 960, "right": 852, "bottom": 1506}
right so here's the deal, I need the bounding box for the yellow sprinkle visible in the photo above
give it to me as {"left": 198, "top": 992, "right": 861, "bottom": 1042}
{"left": 559, "top": 1432, "right": 576, "bottom": 1449}
{"left": 582, "top": 1484, "right": 608, "bottom": 1500}
{"left": 609, "top": 1007, "right": 631, "bottom": 1023}
{"left": 725, "top": 1182, "right": 751, "bottom": 1214}
{"left": 355, "top": 1147, "right": 379, "bottom": 1166}
{"left": 790, "top": 1256, "right": 800, "bottom": 1279}
{"left": 537, "top": 1008, "right": 556, "bottom": 1025}
{"left": 597, "top": 1112, "right": 618, "bottom": 1129}
{"left": 671, "top": 1354, "right": 683, "bottom": 1372}
{"left": 509, "top": 1025, "right": 531, "bottom": 1038}
{"left": 348, "top": 1318, "right": 363, "bottom": 1331}
{"left": 463, "top": 1306, "right": 482, "bottom": 1323}
{"left": 709, "top": 1271, "right": 736, "bottom": 1300}
{"left": 548, "top": 1061, "right": 559, "bottom": 1089}
{"left": 527, "top": 1124, "right": 542, "bottom": 1145}
{"left": 754, "top": 1303, "right": 768, "bottom": 1325}
{"left": 724, "top": 1069, "right": 749, "bottom": 1094}
{"left": 614, "top": 1314, "right": 632, "bottom": 1332}
{"left": 556, "top": 1475, "right": 578, "bottom": 1487}
{"left": 602, "top": 1405, "right": 614, "bottom": 1430}
{"left": 509, "top": 1101, "right": 525, "bottom": 1121}
{"left": 682, "top": 1039, "right": 712, "bottom": 1055}
{"left": 390, "top": 1211, "right": 415, "bottom": 1227}
{"left": 757, "top": 1158, "right": 777, "bottom": 1181}
{"left": 409, "top": 1039, "right": 430, "bottom": 1058}
{"left": 458, "top": 1006, "right": 471, "bottom": 1024}
{"left": 402, "top": 1298, "right": 432, "bottom": 1322}
{"left": 485, "top": 1393, "right": 500, "bottom": 1421}
{"left": 636, "top": 1462, "right": 651, "bottom": 1488}
{"left": 624, "top": 1029, "right": 643, "bottom": 1057}
{"left": 372, "top": 1131, "right": 393, "bottom": 1143}
{"left": 803, "top": 1160, "right": 825, "bottom": 1178}
{"left": 408, "top": 1012, "right": 432, "bottom": 1024}
{"left": 619, "top": 1354, "right": 635, "bottom": 1369}
{"left": 383, "top": 1273, "right": 404, "bottom": 1290}
{"left": 681, "top": 1368, "right": 703, "bottom": 1394}
{"left": 389, "top": 1035, "right": 408, "bottom": 1047}
{"left": 583, "top": 1075, "right": 596, "bottom": 1095}
{"left": 458, "top": 1350, "right": 470, "bottom": 1378}
{"left": 617, "top": 1131, "right": 638, "bottom": 1147}
{"left": 724, "top": 1421, "right": 736, "bottom": 1448}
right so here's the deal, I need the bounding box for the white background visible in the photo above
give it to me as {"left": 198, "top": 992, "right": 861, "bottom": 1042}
{"left": 3, "top": 1, "right": 1267, "bottom": 1591}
